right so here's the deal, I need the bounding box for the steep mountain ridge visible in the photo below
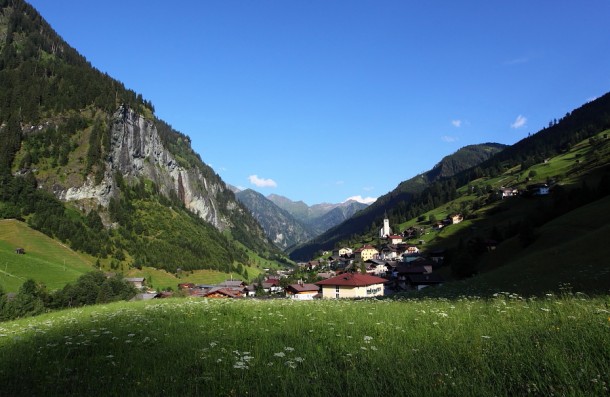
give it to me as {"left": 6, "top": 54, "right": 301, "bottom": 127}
{"left": 57, "top": 106, "right": 234, "bottom": 230}
{"left": 289, "top": 143, "right": 507, "bottom": 260}
{"left": 236, "top": 189, "right": 313, "bottom": 250}
{"left": 307, "top": 200, "right": 369, "bottom": 236}
{"left": 268, "top": 194, "right": 368, "bottom": 235}
{"left": 236, "top": 191, "right": 368, "bottom": 250}
{"left": 0, "top": 0, "right": 279, "bottom": 272}
{"left": 266, "top": 194, "right": 311, "bottom": 221}
{"left": 290, "top": 92, "right": 610, "bottom": 262}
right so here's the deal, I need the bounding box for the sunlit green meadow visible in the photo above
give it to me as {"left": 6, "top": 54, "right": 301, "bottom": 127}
{"left": 1, "top": 295, "right": 609, "bottom": 396}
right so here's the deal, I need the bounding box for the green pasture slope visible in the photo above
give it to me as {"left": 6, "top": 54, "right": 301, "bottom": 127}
{"left": 0, "top": 219, "right": 94, "bottom": 292}
{"left": 125, "top": 266, "right": 261, "bottom": 291}
{"left": 414, "top": 194, "right": 610, "bottom": 298}
{"left": 0, "top": 296, "right": 608, "bottom": 396}
{"left": 0, "top": 219, "right": 265, "bottom": 293}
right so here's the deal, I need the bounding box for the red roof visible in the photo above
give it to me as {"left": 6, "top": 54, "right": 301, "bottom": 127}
{"left": 316, "top": 273, "right": 387, "bottom": 287}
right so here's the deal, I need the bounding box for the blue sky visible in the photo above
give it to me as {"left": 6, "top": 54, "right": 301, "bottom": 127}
{"left": 28, "top": 1, "right": 610, "bottom": 205}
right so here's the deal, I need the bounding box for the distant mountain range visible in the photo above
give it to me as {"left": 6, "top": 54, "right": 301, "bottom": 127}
{"left": 234, "top": 189, "right": 368, "bottom": 250}
{"left": 267, "top": 194, "right": 369, "bottom": 236}
{"left": 235, "top": 189, "right": 314, "bottom": 250}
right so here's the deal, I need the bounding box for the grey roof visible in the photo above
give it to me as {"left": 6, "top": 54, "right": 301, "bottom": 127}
{"left": 218, "top": 280, "right": 244, "bottom": 287}
{"left": 130, "top": 293, "right": 159, "bottom": 301}
{"left": 124, "top": 277, "right": 145, "bottom": 282}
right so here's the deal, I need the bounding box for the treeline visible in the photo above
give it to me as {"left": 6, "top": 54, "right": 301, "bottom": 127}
{"left": 0, "top": 172, "right": 113, "bottom": 256}
{"left": 402, "top": 94, "right": 610, "bottom": 231}
{"left": 461, "top": 92, "right": 610, "bottom": 186}
{"left": 18, "top": 114, "right": 88, "bottom": 170}
{"left": 0, "top": 0, "right": 153, "bottom": 119}
{"left": 0, "top": 271, "right": 137, "bottom": 321}
{"left": 154, "top": 119, "right": 275, "bottom": 257}
{"left": 105, "top": 172, "right": 253, "bottom": 276}
{"left": 0, "top": 0, "right": 153, "bottom": 173}
{"left": 0, "top": 169, "right": 256, "bottom": 277}
{"left": 425, "top": 143, "right": 507, "bottom": 181}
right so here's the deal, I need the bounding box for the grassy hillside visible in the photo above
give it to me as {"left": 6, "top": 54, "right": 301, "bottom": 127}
{"left": 0, "top": 218, "right": 269, "bottom": 293}
{"left": 374, "top": 129, "right": 610, "bottom": 297}
{"left": 0, "top": 296, "right": 608, "bottom": 396}
{"left": 414, "top": 195, "right": 610, "bottom": 298}
{"left": 124, "top": 266, "right": 264, "bottom": 292}
{"left": 0, "top": 219, "right": 94, "bottom": 292}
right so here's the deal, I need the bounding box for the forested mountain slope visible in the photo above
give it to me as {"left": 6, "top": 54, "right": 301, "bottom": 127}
{"left": 0, "top": 0, "right": 283, "bottom": 277}
{"left": 289, "top": 143, "right": 505, "bottom": 260}
{"left": 292, "top": 93, "right": 610, "bottom": 264}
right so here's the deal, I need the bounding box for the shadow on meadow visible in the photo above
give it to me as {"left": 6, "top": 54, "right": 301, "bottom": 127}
{"left": 1, "top": 295, "right": 609, "bottom": 396}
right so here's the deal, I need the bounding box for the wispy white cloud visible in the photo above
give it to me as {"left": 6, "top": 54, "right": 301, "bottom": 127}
{"left": 343, "top": 195, "right": 377, "bottom": 204}
{"left": 451, "top": 119, "right": 462, "bottom": 128}
{"left": 441, "top": 135, "right": 458, "bottom": 143}
{"left": 248, "top": 175, "right": 277, "bottom": 188}
{"left": 335, "top": 180, "right": 345, "bottom": 185}
{"left": 510, "top": 115, "right": 527, "bottom": 129}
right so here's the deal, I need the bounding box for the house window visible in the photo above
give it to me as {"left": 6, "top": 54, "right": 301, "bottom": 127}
{"left": 335, "top": 286, "right": 339, "bottom": 298}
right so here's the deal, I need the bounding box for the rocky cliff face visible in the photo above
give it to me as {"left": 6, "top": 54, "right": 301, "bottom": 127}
{"left": 59, "top": 106, "right": 239, "bottom": 231}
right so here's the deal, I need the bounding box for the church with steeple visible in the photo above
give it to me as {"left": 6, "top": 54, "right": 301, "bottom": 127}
{"left": 379, "top": 213, "right": 391, "bottom": 238}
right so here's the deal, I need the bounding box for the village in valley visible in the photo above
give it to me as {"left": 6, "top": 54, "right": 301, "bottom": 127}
{"left": 126, "top": 182, "right": 553, "bottom": 302}
{"left": 127, "top": 211, "right": 475, "bottom": 301}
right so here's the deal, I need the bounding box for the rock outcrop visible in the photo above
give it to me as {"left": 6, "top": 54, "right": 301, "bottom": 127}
{"left": 58, "top": 106, "right": 242, "bottom": 232}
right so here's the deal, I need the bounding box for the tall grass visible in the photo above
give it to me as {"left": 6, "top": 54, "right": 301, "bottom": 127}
{"left": 1, "top": 294, "right": 608, "bottom": 396}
